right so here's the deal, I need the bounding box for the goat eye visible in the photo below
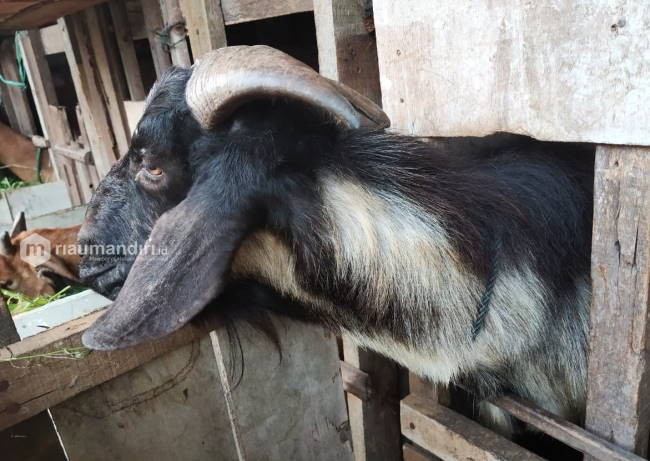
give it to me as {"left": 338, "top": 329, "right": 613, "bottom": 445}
{"left": 147, "top": 167, "right": 163, "bottom": 176}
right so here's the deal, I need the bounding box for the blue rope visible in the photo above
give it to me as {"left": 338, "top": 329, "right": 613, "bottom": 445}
{"left": 0, "top": 32, "right": 27, "bottom": 89}
{"left": 471, "top": 235, "right": 503, "bottom": 341}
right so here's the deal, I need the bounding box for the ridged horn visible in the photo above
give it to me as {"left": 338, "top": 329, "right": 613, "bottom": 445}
{"left": 185, "top": 45, "right": 390, "bottom": 130}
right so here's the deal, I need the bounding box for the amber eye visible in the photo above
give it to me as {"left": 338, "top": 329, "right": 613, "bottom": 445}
{"left": 147, "top": 167, "right": 163, "bottom": 176}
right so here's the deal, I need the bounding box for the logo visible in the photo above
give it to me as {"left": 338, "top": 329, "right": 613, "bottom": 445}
{"left": 19, "top": 233, "right": 51, "bottom": 267}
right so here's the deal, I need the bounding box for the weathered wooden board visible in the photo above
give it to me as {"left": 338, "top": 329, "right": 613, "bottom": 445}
{"left": 50, "top": 336, "right": 239, "bottom": 461}
{"left": 374, "top": 1, "right": 650, "bottom": 145}
{"left": 585, "top": 145, "right": 650, "bottom": 458}
{"left": 212, "top": 317, "right": 353, "bottom": 461}
{"left": 0, "top": 39, "right": 36, "bottom": 136}
{"left": 0, "top": 309, "right": 219, "bottom": 431}
{"left": 109, "top": 0, "right": 146, "bottom": 101}
{"left": 140, "top": 0, "right": 172, "bottom": 78}
{"left": 0, "top": 0, "right": 105, "bottom": 33}
{"left": 178, "top": 0, "right": 226, "bottom": 59}
{"left": 220, "top": 0, "right": 312, "bottom": 25}
{"left": 401, "top": 394, "right": 544, "bottom": 461}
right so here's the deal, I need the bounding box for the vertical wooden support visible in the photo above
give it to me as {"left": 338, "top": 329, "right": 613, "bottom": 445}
{"left": 140, "top": 0, "right": 172, "bottom": 77}
{"left": 178, "top": 0, "right": 227, "bottom": 59}
{"left": 0, "top": 39, "right": 36, "bottom": 137}
{"left": 60, "top": 14, "right": 120, "bottom": 178}
{"left": 315, "top": 2, "right": 401, "bottom": 460}
{"left": 0, "top": 298, "right": 66, "bottom": 461}
{"left": 585, "top": 145, "right": 650, "bottom": 458}
{"left": 159, "top": 0, "right": 191, "bottom": 67}
{"left": 108, "top": 0, "right": 146, "bottom": 101}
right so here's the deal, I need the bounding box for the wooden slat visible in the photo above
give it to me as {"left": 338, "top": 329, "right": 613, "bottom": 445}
{"left": 140, "top": 0, "right": 171, "bottom": 78}
{"left": 220, "top": 0, "right": 312, "bottom": 26}
{"left": 340, "top": 360, "right": 371, "bottom": 402}
{"left": 373, "top": 1, "right": 650, "bottom": 145}
{"left": 0, "top": 308, "right": 220, "bottom": 432}
{"left": 178, "top": 0, "right": 226, "bottom": 60}
{"left": 0, "top": 0, "right": 106, "bottom": 33}
{"left": 585, "top": 145, "right": 650, "bottom": 458}
{"left": 48, "top": 105, "right": 82, "bottom": 205}
{"left": 39, "top": 23, "right": 63, "bottom": 55}
{"left": 158, "top": 0, "right": 190, "bottom": 67}
{"left": 51, "top": 144, "right": 92, "bottom": 163}
{"left": 403, "top": 443, "right": 440, "bottom": 461}
{"left": 108, "top": 0, "right": 146, "bottom": 100}
{"left": 401, "top": 394, "right": 544, "bottom": 461}
{"left": 0, "top": 38, "right": 37, "bottom": 136}
{"left": 493, "top": 394, "right": 644, "bottom": 461}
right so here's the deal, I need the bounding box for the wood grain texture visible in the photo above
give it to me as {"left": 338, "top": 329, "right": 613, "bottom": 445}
{"left": 341, "top": 360, "right": 371, "bottom": 402}
{"left": 401, "top": 394, "right": 544, "bottom": 461}
{"left": 140, "top": 0, "right": 172, "bottom": 77}
{"left": 109, "top": 0, "right": 146, "bottom": 100}
{"left": 0, "top": 309, "right": 220, "bottom": 431}
{"left": 0, "top": 39, "right": 36, "bottom": 136}
{"left": 373, "top": 0, "right": 650, "bottom": 144}
{"left": 585, "top": 145, "right": 650, "bottom": 458}
{"left": 220, "top": 0, "right": 312, "bottom": 25}
{"left": 178, "top": 0, "right": 226, "bottom": 60}
{"left": 212, "top": 317, "right": 353, "bottom": 461}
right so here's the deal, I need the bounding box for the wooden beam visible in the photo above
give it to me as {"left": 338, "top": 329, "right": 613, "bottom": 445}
{"left": 60, "top": 14, "right": 120, "bottom": 178}
{"left": 402, "top": 443, "right": 440, "bottom": 461}
{"left": 140, "top": 0, "right": 171, "bottom": 78}
{"left": 0, "top": 0, "right": 106, "bottom": 33}
{"left": 0, "top": 309, "right": 220, "bottom": 432}
{"left": 493, "top": 394, "right": 644, "bottom": 461}
{"left": 220, "top": 0, "right": 312, "bottom": 26}
{"left": 0, "top": 38, "right": 36, "bottom": 136}
{"left": 108, "top": 0, "right": 146, "bottom": 100}
{"left": 341, "top": 360, "right": 371, "bottom": 402}
{"left": 585, "top": 145, "right": 650, "bottom": 458}
{"left": 401, "top": 394, "right": 544, "bottom": 461}
{"left": 48, "top": 105, "right": 83, "bottom": 206}
{"left": 158, "top": 0, "right": 191, "bottom": 67}
{"left": 178, "top": 0, "right": 226, "bottom": 60}
{"left": 39, "top": 23, "right": 64, "bottom": 55}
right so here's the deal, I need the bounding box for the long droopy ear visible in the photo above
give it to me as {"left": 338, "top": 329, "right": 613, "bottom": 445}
{"left": 82, "top": 179, "right": 252, "bottom": 350}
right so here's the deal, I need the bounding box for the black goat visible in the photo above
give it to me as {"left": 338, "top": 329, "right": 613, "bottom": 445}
{"left": 78, "top": 46, "right": 594, "bottom": 435}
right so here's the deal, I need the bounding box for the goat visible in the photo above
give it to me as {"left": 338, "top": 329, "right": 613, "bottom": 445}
{"left": 0, "top": 214, "right": 80, "bottom": 297}
{"left": 0, "top": 122, "right": 55, "bottom": 183}
{"left": 77, "top": 45, "right": 594, "bottom": 435}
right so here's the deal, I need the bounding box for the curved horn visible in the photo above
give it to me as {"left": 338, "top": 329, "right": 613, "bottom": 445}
{"left": 0, "top": 231, "right": 15, "bottom": 256}
{"left": 185, "top": 45, "right": 389, "bottom": 130}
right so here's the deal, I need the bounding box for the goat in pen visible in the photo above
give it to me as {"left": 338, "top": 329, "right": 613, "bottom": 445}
{"left": 77, "top": 46, "right": 594, "bottom": 435}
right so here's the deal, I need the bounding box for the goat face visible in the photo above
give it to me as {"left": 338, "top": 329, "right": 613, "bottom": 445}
{"left": 79, "top": 45, "right": 389, "bottom": 350}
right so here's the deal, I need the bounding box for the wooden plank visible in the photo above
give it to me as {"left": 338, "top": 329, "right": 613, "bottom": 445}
{"left": 0, "top": 0, "right": 106, "bottom": 33}
{"left": 403, "top": 443, "right": 440, "bottom": 461}
{"left": 51, "top": 144, "right": 92, "bottom": 163}
{"left": 178, "top": 0, "right": 226, "bottom": 60}
{"left": 373, "top": 1, "right": 650, "bottom": 145}
{"left": 39, "top": 24, "right": 64, "bottom": 55}
{"left": 0, "top": 39, "right": 36, "bottom": 136}
{"left": 341, "top": 360, "right": 371, "bottom": 402}
{"left": 47, "top": 105, "right": 82, "bottom": 205}
{"left": 585, "top": 145, "right": 650, "bottom": 458}
{"left": 0, "top": 308, "right": 220, "bottom": 432}
{"left": 158, "top": 0, "right": 191, "bottom": 67}
{"left": 491, "top": 394, "right": 644, "bottom": 461}
{"left": 108, "top": 0, "right": 146, "bottom": 100}
{"left": 60, "top": 14, "right": 120, "bottom": 178}
{"left": 401, "top": 394, "right": 544, "bottom": 461}
{"left": 16, "top": 29, "right": 62, "bottom": 180}
{"left": 140, "top": 0, "right": 172, "bottom": 77}
{"left": 211, "top": 317, "right": 353, "bottom": 460}
{"left": 49, "top": 336, "right": 239, "bottom": 460}
{"left": 84, "top": 6, "right": 131, "bottom": 154}
{"left": 220, "top": 0, "right": 312, "bottom": 25}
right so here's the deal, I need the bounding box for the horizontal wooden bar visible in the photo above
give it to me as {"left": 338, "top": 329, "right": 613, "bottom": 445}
{"left": 340, "top": 360, "right": 371, "bottom": 402}
{"left": 492, "top": 394, "right": 645, "bottom": 461}
{"left": 401, "top": 394, "right": 543, "bottom": 461}
{"left": 220, "top": 0, "right": 313, "bottom": 25}
{"left": 40, "top": 23, "right": 64, "bottom": 55}
{"left": 0, "top": 309, "right": 219, "bottom": 431}
{"left": 52, "top": 144, "right": 92, "bottom": 163}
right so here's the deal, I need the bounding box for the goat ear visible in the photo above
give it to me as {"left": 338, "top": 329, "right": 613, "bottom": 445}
{"left": 82, "top": 180, "right": 251, "bottom": 350}
{"left": 0, "top": 231, "right": 15, "bottom": 256}
{"left": 9, "top": 211, "right": 26, "bottom": 238}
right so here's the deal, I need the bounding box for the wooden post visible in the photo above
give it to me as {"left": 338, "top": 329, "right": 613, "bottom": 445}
{"left": 159, "top": 0, "right": 191, "bottom": 67}
{"left": 178, "top": 0, "right": 227, "bottom": 59}
{"left": 108, "top": 0, "right": 146, "bottom": 101}
{"left": 60, "top": 14, "right": 121, "bottom": 178}
{"left": 140, "top": 0, "right": 172, "bottom": 77}
{"left": 585, "top": 145, "right": 650, "bottom": 458}
{"left": 0, "top": 39, "right": 36, "bottom": 137}
{"left": 314, "top": 2, "right": 401, "bottom": 460}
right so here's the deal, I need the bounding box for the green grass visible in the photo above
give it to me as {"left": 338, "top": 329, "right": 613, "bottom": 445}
{"left": 2, "top": 285, "right": 87, "bottom": 315}
{"left": 0, "top": 176, "right": 29, "bottom": 190}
